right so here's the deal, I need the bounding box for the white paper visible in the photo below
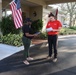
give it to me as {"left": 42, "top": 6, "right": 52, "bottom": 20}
{"left": 35, "top": 32, "right": 40, "bottom": 35}
{"left": 46, "top": 27, "right": 53, "bottom": 32}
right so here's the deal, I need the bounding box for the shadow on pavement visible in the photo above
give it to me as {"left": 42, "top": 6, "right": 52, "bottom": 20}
{"left": 47, "top": 66, "right": 76, "bottom": 75}
{"left": 0, "top": 43, "right": 49, "bottom": 73}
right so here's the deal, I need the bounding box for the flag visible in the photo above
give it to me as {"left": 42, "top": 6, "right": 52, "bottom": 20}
{"left": 55, "top": 8, "right": 58, "bottom": 20}
{"left": 10, "top": 0, "right": 23, "bottom": 29}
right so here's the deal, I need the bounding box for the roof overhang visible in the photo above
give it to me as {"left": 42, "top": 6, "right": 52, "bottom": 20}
{"left": 2, "top": 0, "right": 40, "bottom": 8}
{"left": 2, "top": 0, "right": 76, "bottom": 8}
{"left": 45, "top": 0, "right": 76, "bottom": 5}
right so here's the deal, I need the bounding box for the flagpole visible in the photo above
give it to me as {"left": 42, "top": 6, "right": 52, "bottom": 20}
{"left": 55, "top": 8, "right": 58, "bottom": 20}
{"left": 2, "top": 0, "right": 22, "bottom": 11}
{"left": 2, "top": 1, "right": 13, "bottom": 11}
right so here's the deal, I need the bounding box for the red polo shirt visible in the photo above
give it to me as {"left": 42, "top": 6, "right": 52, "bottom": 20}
{"left": 46, "top": 20, "right": 62, "bottom": 35}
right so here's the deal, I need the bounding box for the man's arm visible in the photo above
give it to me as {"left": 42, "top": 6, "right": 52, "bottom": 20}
{"left": 25, "top": 33, "right": 37, "bottom": 37}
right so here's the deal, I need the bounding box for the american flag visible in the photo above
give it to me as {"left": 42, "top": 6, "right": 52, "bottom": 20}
{"left": 10, "top": 0, "right": 23, "bottom": 29}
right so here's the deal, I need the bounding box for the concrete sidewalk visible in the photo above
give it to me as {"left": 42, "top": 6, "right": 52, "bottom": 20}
{"left": 0, "top": 44, "right": 35, "bottom": 60}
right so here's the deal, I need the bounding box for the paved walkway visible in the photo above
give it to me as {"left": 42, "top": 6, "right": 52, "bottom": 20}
{"left": 0, "top": 35, "right": 76, "bottom": 75}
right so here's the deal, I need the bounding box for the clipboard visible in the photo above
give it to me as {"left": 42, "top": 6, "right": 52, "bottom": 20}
{"left": 35, "top": 32, "right": 40, "bottom": 35}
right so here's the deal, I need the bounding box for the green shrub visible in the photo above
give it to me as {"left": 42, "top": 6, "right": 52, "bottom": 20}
{"left": 0, "top": 34, "right": 2, "bottom": 43}
{"left": 59, "top": 28, "right": 76, "bottom": 35}
{"left": 0, "top": 16, "right": 21, "bottom": 35}
{"left": 33, "top": 32, "right": 47, "bottom": 39}
{"left": 69, "top": 26, "right": 76, "bottom": 30}
{"left": 39, "top": 32, "right": 47, "bottom": 39}
{"left": 0, "top": 33, "right": 23, "bottom": 47}
{"left": 31, "top": 19, "right": 43, "bottom": 33}
{"left": 59, "top": 28, "right": 66, "bottom": 35}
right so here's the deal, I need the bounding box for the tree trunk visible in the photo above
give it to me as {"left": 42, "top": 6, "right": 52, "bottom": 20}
{"left": 69, "top": 14, "right": 73, "bottom": 27}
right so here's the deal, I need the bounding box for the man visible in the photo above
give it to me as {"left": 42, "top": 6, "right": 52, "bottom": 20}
{"left": 22, "top": 18, "right": 37, "bottom": 65}
{"left": 46, "top": 13, "right": 62, "bottom": 62}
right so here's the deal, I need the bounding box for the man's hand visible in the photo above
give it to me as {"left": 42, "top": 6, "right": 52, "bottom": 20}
{"left": 33, "top": 34, "right": 38, "bottom": 37}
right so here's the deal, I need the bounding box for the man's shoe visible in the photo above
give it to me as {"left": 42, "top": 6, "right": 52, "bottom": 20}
{"left": 27, "top": 57, "right": 34, "bottom": 61}
{"left": 46, "top": 56, "right": 53, "bottom": 60}
{"left": 23, "top": 60, "right": 29, "bottom": 65}
{"left": 53, "top": 58, "right": 57, "bottom": 62}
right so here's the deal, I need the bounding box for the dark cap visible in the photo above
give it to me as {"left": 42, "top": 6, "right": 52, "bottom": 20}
{"left": 48, "top": 13, "right": 55, "bottom": 17}
{"left": 25, "top": 18, "right": 32, "bottom": 23}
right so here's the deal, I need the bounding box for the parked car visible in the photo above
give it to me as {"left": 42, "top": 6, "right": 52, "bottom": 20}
{"left": 62, "top": 23, "right": 69, "bottom": 28}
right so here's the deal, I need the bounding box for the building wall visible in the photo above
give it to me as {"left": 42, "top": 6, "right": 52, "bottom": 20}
{"left": 0, "top": 0, "right": 2, "bottom": 21}
{"left": 30, "top": 6, "right": 42, "bottom": 21}
{"left": 0, "top": 0, "right": 2, "bottom": 35}
{"left": 21, "top": 5, "right": 43, "bottom": 21}
{"left": 21, "top": 5, "right": 30, "bottom": 18}
{"left": 27, "top": 0, "right": 46, "bottom": 6}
